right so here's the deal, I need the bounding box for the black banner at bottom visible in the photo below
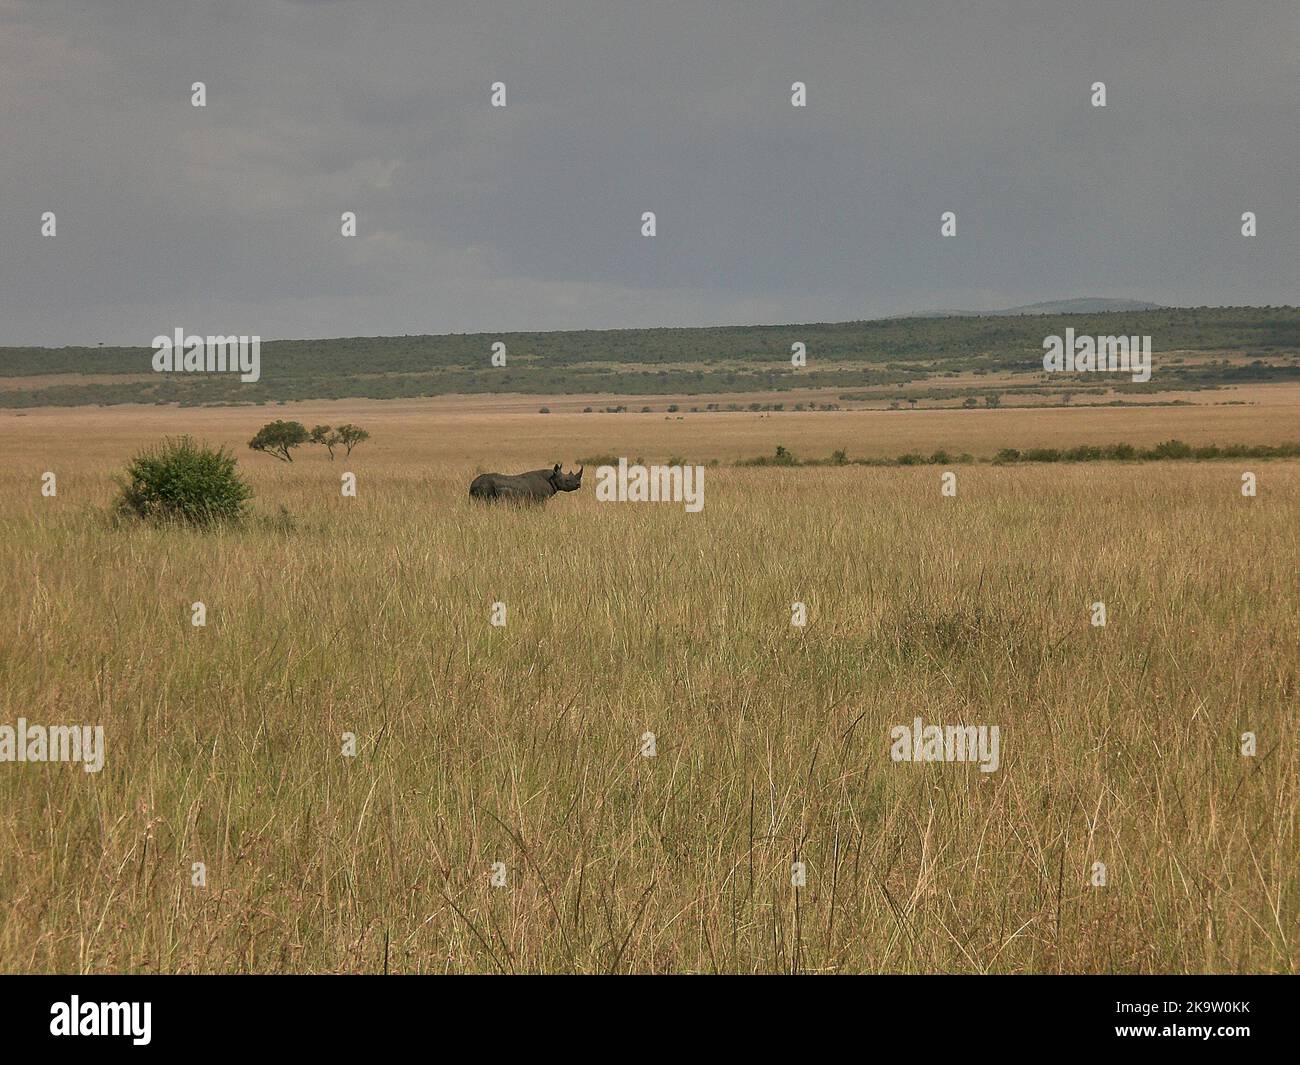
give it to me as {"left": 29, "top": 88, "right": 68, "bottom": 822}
{"left": 0, "top": 975, "right": 1287, "bottom": 1052}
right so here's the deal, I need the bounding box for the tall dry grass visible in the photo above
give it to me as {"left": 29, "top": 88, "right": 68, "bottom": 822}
{"left": 0, "top": 406, "right": 1295, "bottom": 972}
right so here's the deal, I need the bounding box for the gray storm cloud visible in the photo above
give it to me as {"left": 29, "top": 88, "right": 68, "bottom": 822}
{"left": 0, "top": 0, "right": 1296, "bottom": 346}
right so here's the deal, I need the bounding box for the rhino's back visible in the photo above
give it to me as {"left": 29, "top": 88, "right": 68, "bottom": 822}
{"left": 469, "top": 471, "right": 552, "bottom": 501}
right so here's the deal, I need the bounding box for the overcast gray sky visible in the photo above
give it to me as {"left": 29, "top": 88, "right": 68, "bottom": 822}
{"left": 1, "top": 0, "right": 1296, "bottom": 346}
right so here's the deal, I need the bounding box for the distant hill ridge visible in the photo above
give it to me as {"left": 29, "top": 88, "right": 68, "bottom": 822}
{"left": 1, "top": 305, "right": 1296, "bottom": 409}
{"left": 888, "top": 298, "right": 1164, "bottom": 319}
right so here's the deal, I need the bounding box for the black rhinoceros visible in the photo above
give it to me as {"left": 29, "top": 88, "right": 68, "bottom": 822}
{"left": 469, "top": 463, "right": 583, "bottom": 504}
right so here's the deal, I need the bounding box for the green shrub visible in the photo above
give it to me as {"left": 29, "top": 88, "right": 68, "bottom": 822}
{"left": 736, "top": 445, "right": 800, "bottom": 467}
{"left": 116, "top": 436, "right": 252, "bottom": 526}
{"left": 1147, "top": 439, "right": 1193, "bottom": 459}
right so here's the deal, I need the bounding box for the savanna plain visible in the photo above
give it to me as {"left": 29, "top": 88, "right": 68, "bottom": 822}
{"left": 1, "top": 388, "right": 1295, "bottom": 973}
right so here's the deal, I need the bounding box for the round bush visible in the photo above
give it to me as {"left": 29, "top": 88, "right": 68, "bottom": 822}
{"left": 116, "top": 436, "right": 253, "bottom": 526}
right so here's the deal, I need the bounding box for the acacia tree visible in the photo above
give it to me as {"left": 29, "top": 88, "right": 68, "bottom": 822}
{"left": 310, "top": 424, "right": 341, "bottom": 459}
{"left": 336, "top": 424, "right": 370, "bottom": 456}
{"left": 249, "top": 420, "right": 309, "bottom": 462}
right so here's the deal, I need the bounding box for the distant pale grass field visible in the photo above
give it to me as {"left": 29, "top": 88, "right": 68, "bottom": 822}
{"left": 0, "top": 402, "right": 1295, "bottom": 973}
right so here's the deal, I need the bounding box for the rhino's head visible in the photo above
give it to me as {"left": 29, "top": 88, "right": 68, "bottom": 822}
{"left": 550, "top": 463, "right": 583, "bottom": 492}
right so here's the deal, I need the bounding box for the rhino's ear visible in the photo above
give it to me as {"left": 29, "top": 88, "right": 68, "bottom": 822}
{"left": 553, "top": 463, "right": 561, "bottom": 473}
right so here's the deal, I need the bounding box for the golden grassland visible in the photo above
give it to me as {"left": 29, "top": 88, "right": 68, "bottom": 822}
{"left": 0, "top": 394, "right": 1295, "bottom": 973}
{"left": 4, "top": 379, "right": 1298, "bottom": 466}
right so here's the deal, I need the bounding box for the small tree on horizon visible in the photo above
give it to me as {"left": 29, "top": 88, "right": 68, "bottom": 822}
{"left": 336, "top": 424, "right": 371, "bottom": 457}
{"left": 249, "top": 420, "right": 309, "bottom": 462}
{"left": 310, "top": 424, "right": 341, "bottom": 459}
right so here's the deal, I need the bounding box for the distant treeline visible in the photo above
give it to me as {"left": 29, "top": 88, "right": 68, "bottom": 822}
{"left": 1, "top": 306, "right": 1297, "bottom": 408}
{"left": 734, "top": 440, "right": 1300, "bottom": 468}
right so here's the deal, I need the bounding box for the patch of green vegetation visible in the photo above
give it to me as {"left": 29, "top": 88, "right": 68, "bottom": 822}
{"left": 115, "top": 436, "right": 253, "bottom": 526}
